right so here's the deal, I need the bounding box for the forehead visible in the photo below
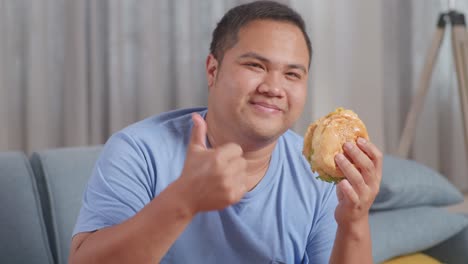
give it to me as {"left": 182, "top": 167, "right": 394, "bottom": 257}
{"left": 229, "top": 19, "right": 309, "bottom": 67}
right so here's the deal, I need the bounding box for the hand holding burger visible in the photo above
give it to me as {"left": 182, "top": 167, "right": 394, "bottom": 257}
{"left": 302, "top": 107, "right": 369, "bottom": 183}
{"left": 303, "top": 107, "right": 383, "bottom": 227}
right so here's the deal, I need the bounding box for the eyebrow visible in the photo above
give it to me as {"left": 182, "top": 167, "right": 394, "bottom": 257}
{"left": 238, "top": 52, "right": 307, "bottom": 74}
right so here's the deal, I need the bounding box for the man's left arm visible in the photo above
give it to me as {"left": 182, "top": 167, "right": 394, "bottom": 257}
{"left": 329, "top": 137, "right": 383, "bottom": 264}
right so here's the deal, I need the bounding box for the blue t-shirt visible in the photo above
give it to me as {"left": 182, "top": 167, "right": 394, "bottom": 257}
{"left": 73, "top": 107, "right": 338, "bottom": 264}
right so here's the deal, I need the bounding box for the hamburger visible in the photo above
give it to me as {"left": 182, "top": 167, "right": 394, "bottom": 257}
{"left": 302, "top": 107, "right": 369, "bottom": 183}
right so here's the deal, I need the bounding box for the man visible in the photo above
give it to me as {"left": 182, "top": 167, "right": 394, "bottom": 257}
{"left": 69, "top": 1, "right": 382, "bottom": 263}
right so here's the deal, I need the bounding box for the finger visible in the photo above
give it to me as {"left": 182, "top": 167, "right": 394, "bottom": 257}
{"left": 335, "top": 153, "right": 368, "bottom": 196}
{"left": 216, "top": 142, "right": 244, "bottom": 162}
{"left": 190, "top": 113, "right": 208, "bottom": 150}
{"left": 224, "top": 158, "right": 248, "bottom": 199}
{"left": 357, "top": 138, "right": 383, "bottom": 168}
{"left": 336, "top": 184, "right": 344, "bottom": 201}
{"left": 343, "top": 142, "right": 375, "bottom": 185}
{"left": 356, "top": 138, "right": 383, "bottom": 182}
{"left": 337, "top": 179, "right": 359, "bottom": 206}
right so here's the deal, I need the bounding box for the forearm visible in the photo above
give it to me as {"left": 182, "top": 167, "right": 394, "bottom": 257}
{"left": 70, "top": 178, "right": 195, "bottom": 264}
{"left": 329, "top": 217, "right": 373, "bottom": 264}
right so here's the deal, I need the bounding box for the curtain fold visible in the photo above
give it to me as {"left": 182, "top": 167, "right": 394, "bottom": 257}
{"left": 0, "top": 0, "right": 8, "bottom": 149}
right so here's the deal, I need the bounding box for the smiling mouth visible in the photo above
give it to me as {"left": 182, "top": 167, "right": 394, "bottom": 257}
{"left": 250, "top": 101, "right": 283, "bottom": 113}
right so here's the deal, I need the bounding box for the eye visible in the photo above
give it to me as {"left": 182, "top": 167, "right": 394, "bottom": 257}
{"left": 286, "top": 72, "right": 302, "bottom": 80}
{"left": 245, "top": 62, "right": 264, "bottom": 70}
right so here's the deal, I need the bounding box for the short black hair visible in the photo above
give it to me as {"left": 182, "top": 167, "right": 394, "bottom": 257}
{"left": 209, "top": 1, "right": 312, "bottom": 67}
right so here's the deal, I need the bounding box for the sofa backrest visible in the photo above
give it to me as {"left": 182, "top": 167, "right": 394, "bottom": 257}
{"left": 0, "top": 152, "right": 54, "bottom": 264}
{"left": 30, "top": 146, "right": 102, "bottom": 264}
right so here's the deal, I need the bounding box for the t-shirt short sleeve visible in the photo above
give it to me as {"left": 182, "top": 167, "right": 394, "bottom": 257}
{"left": 72, "top": 132, "right": 155, "bottom": 236}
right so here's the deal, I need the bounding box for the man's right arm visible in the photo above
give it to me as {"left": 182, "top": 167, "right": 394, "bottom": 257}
{"left": 69, "top": 177, "right": 196, "bottom": 264}
{"left": 70, "top": 113, "right": 248, "bottom": 264}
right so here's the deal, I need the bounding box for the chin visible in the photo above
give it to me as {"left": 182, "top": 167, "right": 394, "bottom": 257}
{"left": 244, "top": 122, "right": 288, "bottom": 142}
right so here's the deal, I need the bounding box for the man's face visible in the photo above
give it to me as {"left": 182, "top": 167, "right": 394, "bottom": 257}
{"left": 206, "top": 19, "right": 309, "bottom": 145}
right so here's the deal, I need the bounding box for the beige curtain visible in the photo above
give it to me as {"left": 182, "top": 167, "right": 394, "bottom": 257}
{"left": 290, "top": 0, "right": 385, "bottom": 150}
{"left": 0, "top": 0, "right": 466, "bottom": 191}
{"left": 0, "top": 0, "right": 245, "bottom": 152}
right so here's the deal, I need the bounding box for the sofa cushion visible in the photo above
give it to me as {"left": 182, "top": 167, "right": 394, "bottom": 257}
{"left": 423, "top": 214, "right": 468, "bottom": 264}
{"left": 31, "top": 146, "right": 102, "bottom": 264}
{"left": 0, "top": 152, "right": 53, "bottom": 264}
{"left": 371, "top": 155, "right": 464, "bottom": 210}
{"left": 370, "top": 207, "right": 468, "bottom": 263}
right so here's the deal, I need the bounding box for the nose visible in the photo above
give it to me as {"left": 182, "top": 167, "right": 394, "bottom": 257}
{"left": 257, "top": 72, "right": 285, "bottom": 97}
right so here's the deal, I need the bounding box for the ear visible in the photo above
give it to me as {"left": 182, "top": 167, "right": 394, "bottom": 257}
{"left": 206, "top": 54, "right": 219, "bottom": 90}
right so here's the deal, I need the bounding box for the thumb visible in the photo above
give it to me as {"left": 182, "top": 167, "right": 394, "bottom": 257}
{"left": 189, "top": 113, "right": 207, "bottom": 149}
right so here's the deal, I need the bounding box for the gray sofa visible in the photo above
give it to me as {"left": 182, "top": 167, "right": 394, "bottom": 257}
{"left": 0, "top": 147, "right": 101, "bottom": 264}
{"left": 0, "top": 146, "right": 467, "bottom": 264}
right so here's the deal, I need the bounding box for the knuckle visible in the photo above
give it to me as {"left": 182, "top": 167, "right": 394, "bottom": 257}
{"left": 345, "top": 145, "right": 356, "bottom": 155}
{"left": 355, "top": 176, "right": 366, "bottom": 187}
{"left": 358, "top": 175, "right": 366, "bottom": 184}
{"left": 214, "top": 153, "right": 225, "bottom": 166}
{"left": 225, "top": 142, "right": 236, "bottom": 148}
{"left": 362, "top": 162, "right": 373, "bottom": 175}
{"left": 213, "top": 148, "right": 223, "bottom": 157}
{"left": 228, "top": 143, "right": 243, "bottom": 156}
{"left": 221, "top": 143, "right": 233, "bottom": 152}
{"left": 229, "top": 143, "right": 242, "bottom": 153}
{"left": 375, "top": 150, "right": 383, "bottom": 160}
{"left": 234, "top": 144, "right": 243, "bottom": 155}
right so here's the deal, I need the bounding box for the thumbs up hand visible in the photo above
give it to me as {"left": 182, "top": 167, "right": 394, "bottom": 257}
{"left": 178, "top": 113, "right": 248, "bottom": 214}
